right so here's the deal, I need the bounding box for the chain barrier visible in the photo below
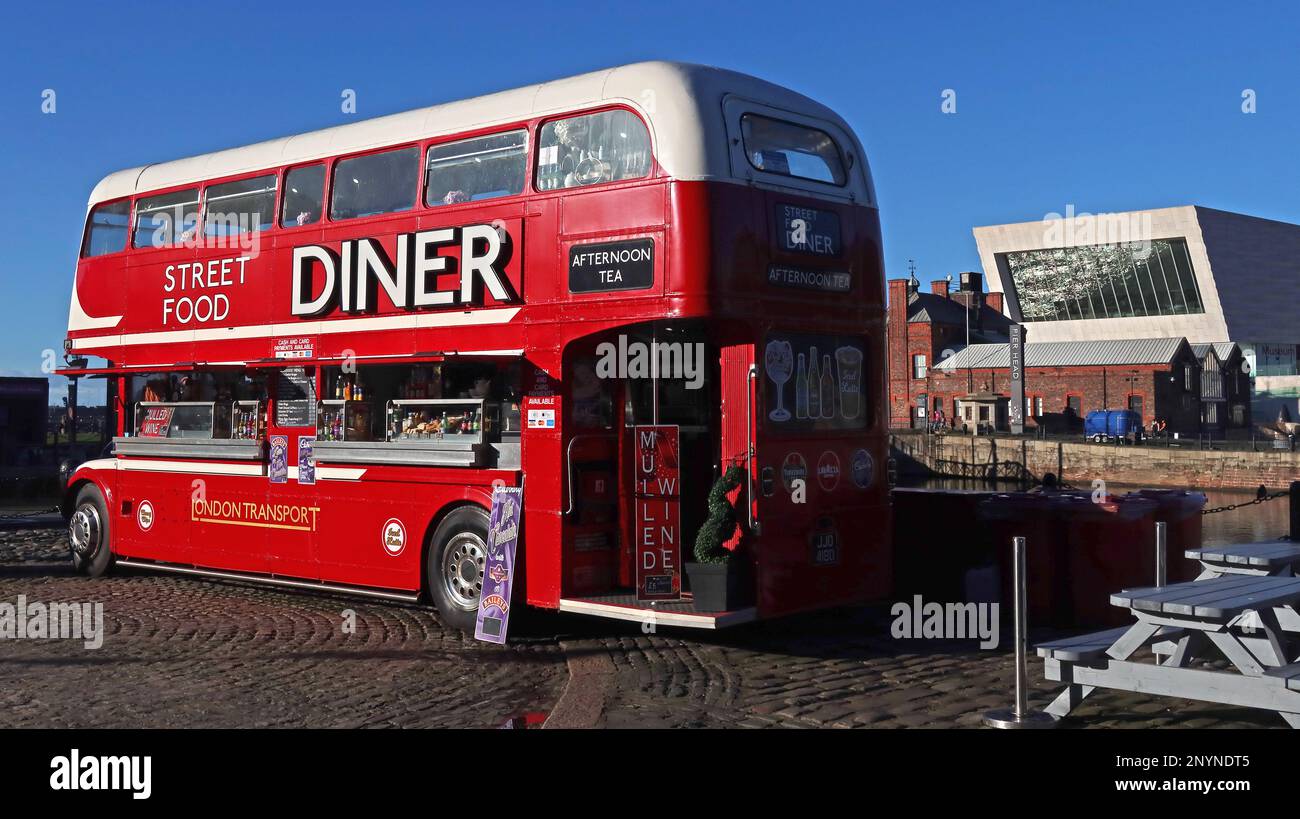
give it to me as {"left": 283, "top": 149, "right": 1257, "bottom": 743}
{"left": 1200, "top": 490, "right": 1289, "bottom": 516}
{"left": 0, "top": 506, "right": 61, "bottom": 520}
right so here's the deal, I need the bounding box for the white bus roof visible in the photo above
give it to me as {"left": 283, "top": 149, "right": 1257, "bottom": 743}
{"left": 88, "top": 61, "right": 874, "bottom": 206}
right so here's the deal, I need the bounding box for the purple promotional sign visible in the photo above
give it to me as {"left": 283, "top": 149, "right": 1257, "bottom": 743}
{"left": 269, "top": 435, "right": 289, "bottom": 484}
{"left": 475, "top": 486, "right": 523, "bottom": 644}
{"left": 298, "top": 436, "right": 316, "bottom": 485}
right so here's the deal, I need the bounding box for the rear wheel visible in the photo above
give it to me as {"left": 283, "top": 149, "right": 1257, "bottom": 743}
{"left": 426, "top": 506, "right": 490, "bottom": 633}
{"left": 69, "top": 485, "right": 113, "bottom": 577}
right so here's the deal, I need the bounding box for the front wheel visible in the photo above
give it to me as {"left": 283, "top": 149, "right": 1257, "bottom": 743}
{"left": 426, "top": 506, "right": 491, "bottom": 633}
{"left": 69, "top": 485, "right": 114, "bottom": 577}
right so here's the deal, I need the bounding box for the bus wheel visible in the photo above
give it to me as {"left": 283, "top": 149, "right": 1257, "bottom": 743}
{"left": 426, "top": 506, "right": 490, "bottom": 633}
{"left": 69, "top": 485, "right": 113, "bottom": 577}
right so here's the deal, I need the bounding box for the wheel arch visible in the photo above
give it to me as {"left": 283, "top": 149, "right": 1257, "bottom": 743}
{"left": 419, "top": 492, "right": 493, "bottom": 601}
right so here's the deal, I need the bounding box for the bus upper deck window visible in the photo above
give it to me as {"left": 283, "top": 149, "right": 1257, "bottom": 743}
{"left": 282, "top": 164, "right": 325, "bottom": 227}
{"left": 81, "top": 200, "right": 130, "bottom": 258}
{"left": 740, "top": 114, "right": 846, "bottom": 186}
{"left": 536, "top": 109, "right": 651, "bottom": 191}
{"left": 330, "top": 147, "right": 419, "bottom": 221}
{"left": 133, "top": 188, "right": 200, "bottom": 249}
{"left": 426, "top": 130, "right": 527, "bottom": 207}
{"left": 204, "top": 174, "right": 276, "bottom": 237}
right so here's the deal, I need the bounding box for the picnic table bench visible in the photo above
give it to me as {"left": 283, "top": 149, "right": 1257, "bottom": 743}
{"left": 1038, "top": 575, "right": 1300, "bottom": 727}
{"left": 1186, "top": 540, "right": 1300, "bottom": 579}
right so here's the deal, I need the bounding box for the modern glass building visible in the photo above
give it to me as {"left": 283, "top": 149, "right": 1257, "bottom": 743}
{"left": 1003, "top": 238, "right": 1204, "bottom": 323}
{"left": 974, "top": 206, "right": 1300, "bottom": 422}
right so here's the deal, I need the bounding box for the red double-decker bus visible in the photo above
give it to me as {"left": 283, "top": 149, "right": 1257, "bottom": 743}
{"left": 59, "top": 62, "right": 889, "bottom": 632}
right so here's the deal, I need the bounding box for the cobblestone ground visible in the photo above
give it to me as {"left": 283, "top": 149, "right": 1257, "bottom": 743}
{"left": 0, "top": 529, "right": 566, "bottom": 728}
{"left": 0, "top": 528, "right": 1283, "bottom": 729}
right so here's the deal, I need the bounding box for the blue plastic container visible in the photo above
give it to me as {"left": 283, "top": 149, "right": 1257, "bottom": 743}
{"left": 1084, "top": 409, "right": 1141, "bottom": 442}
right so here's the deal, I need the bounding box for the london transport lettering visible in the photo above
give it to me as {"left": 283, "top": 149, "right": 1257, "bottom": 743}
{"left": 191, "top": 498, "right": 322, "bottom": 532}
{"left": 634, "top": 425, "right": 681, "bottom": 601}
{"left": 475, "top": 486, "right": 524, "bottom": 644}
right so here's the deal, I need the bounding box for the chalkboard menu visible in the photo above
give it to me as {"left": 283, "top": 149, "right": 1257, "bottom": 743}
{"left": 275, "top": 367, "right": 317, "bottom": 428}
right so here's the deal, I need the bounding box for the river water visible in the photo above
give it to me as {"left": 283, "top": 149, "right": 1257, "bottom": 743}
{"left": 900, "top": 478, "right": 1291, "bottom": 548}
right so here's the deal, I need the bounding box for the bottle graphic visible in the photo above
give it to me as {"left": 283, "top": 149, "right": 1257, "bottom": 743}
{"left": 807, "top": 347, "right": 821, "bottom": 418}
{"left": 835, "top": 346, "right": 863, "bottom": 420}
{"left": 821, "top": 354, "right": 836, "bottom": 418}
{"left": 795, "top": 353, "right": 809, "bottom": 419}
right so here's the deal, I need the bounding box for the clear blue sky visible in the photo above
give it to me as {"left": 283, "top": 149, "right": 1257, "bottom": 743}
{"left": 3, "top": 1, "right": 1298, "bottom": 404}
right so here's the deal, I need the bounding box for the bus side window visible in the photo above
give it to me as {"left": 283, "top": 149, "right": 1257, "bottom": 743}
{"left": 81, "top": 200, "right": 131, "bottom": 258}
{"left": 282, "top": 164, "right": 325, "bottom": 227}
{"left": 330, "top": 147, "right": 419, "bottom": 221}
{"left": 425, "top": 130, "right": 527, "bottom": 207}
{"left": 536, "top": 109, "right": 652, "bottom": 192}
{"left": 133, "top": 189, "right": 200, "bottom": 249}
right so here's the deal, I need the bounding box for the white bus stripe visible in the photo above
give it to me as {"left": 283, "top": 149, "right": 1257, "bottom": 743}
{"left": 72, "top": 307, "right": 521, "bottom": 351}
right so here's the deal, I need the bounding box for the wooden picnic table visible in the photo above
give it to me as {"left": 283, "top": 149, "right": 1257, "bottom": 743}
{"left": 1186, "top": 540, "right": 1300, "bottom": 578}
{"left": 1038, "top": 575, "right": 1300, "bottom": 727}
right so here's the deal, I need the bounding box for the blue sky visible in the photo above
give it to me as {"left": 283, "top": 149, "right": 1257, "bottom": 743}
{"left": 3, "top": 1, "right": 1298, "bottom": 404}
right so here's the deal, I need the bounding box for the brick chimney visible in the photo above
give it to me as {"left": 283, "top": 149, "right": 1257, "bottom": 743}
{"left": 985, "top": 291, "right": 1004, "bottom": 315}
{"left": 930, "top": 280, "right": 950, "bottom": 298}
{"left": 887, "top": 278, "right": 912, "bottom": 312}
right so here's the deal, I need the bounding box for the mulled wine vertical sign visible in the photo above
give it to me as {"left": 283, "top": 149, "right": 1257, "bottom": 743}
{"left": 634, "top": 425, "right": 681, "bottom": 601}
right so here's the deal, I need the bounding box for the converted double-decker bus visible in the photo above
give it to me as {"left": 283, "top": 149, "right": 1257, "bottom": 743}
{"left": 59, "top": 61, "right": 889, "bottom": 632}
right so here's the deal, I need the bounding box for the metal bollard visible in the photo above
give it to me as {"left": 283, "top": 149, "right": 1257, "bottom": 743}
{"left": 983, "top": 536, "right": 1059, "bottom": 729}
{"left": 1155, "top": 522, "right": 1168, "bottom": 588}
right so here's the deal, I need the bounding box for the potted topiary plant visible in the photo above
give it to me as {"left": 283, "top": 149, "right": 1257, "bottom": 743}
{"left": 685, "top": 465, "right": 754, "bottom": 611}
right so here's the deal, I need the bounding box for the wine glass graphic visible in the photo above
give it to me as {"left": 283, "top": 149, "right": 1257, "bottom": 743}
{"left": 765, "top": 340, "right": 794, "bottom": 422}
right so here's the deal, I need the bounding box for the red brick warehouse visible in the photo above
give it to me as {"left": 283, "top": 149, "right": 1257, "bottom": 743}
{"left": 886, "top": 273, "right": 1249, "bottom": 434}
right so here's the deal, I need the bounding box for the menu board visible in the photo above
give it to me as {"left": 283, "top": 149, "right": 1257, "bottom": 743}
{"left": 138, "top": 406, "right": 174, "bottom": 438}
{"left": 275, "top": 367, "right": 317, "bottom": 428}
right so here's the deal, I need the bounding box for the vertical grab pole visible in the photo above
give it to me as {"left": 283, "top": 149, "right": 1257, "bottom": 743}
{"left": 1155, "top": 522, "right": 1168, "bottom": 588}
{"left": 745, "top": 365, "right": 757, "bottom": 535}
{"left": 1013, "top": 536, "right": 1028, "bottom": 718}
{"left": 983, "top": 535, "right": 1058, "bottom": 728}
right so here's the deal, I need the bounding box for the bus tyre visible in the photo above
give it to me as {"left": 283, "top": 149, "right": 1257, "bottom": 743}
{"left": 69, "top": 485, "right": 113, "bottom": 577}
{"left": 427, "top": 506, "right": 491, "bottom": 633}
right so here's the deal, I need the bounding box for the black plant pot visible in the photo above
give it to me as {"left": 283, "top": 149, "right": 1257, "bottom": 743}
{"left": 685, "top": 560, "right": 754, "bottom": 612}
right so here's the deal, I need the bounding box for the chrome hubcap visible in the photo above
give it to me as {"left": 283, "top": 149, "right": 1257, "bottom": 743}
{"left": 442, "top": 532, "right": 486, "bottom": 610}
{"left": 69, "top": 504, "right": 101, "bottom": 558}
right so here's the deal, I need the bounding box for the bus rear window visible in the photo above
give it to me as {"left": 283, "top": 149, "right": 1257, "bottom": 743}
{"left": 81, "top": 200, "right": 130, "bottom": 258}
{"left": 331, "top": 147, "right": 419, "bottom": 220}
{"left": 740, "top": 114, "right": 846, "bottom": 185}
{"left": 426, "top": 130, "right": 527, "bottom": 206}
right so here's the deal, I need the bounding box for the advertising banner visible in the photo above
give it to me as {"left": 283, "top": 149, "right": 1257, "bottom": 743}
{"left": 1009, "top": 324, "right": 1027, "bottom": 434}
{"left": 475, "top": 485, "right": 524, "bottom": 644}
